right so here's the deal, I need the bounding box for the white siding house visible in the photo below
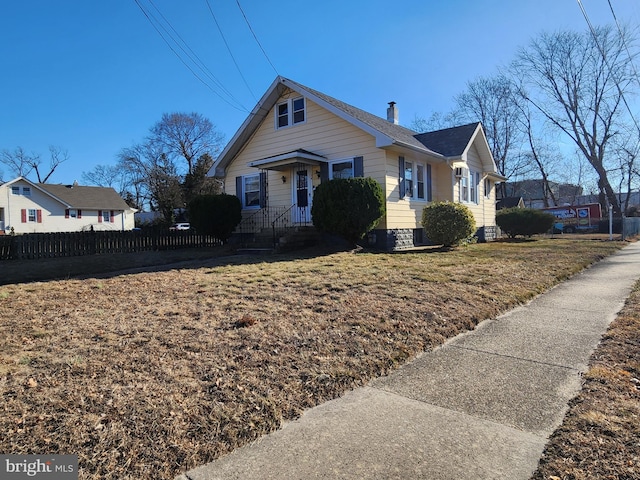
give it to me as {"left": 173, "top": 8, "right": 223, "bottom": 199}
{"left": 0, "top": 177, "right": 136, "bottom": 234}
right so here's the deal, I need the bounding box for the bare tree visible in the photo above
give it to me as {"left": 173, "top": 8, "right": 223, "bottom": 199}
{"left": 409, "top": 111, "right": 456, "bottom": 133}
{"left": 511, "top": 86, "right": 567, "bottom": 207}
{"left": 0, "top": 145, "right": 68, "bottom": 183}
{"left": 149, "top": 112, "right": 225, "bottom": 175}
{"left": 116, "top": 112, "right": 225, "bottom": 219}
{"left": 451, "top": 74, "right": 527, "bottom": 197}
{"left": 0, "top": 147, "right": 39, "bottom": 179}
{"left": 81, "top": 164, "right": 121, "bottom": 188}
{"left": 514, "top": 25, "right": 638, "bottom": 216}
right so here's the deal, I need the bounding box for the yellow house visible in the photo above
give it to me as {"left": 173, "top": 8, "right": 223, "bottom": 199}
{"left": 0, "top": 177, "right": 137, "bottom": 234}
{"left": 209, "top": 77, "right": 506, "bottom": 250}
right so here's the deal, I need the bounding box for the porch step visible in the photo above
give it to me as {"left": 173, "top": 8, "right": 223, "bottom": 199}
{"left": 276, "top": 226, "right": 320, "bottom": 252}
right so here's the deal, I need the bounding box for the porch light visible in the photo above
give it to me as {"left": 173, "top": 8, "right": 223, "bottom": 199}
{"left": 315, "top": 170, "right": 321, "bottom": 178}
{"left": 282, "top": 175, "right": 287, "bottom": 183}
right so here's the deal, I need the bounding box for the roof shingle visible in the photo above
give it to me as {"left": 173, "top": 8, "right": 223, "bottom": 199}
{"left": 39, "top": 183, "right": 130, "bottom": 210}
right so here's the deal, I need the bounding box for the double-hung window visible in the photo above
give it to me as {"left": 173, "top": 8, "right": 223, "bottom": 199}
{"left": 470, "top": 172, "right": 477, "bottom": 204}
{"left": 243, "top": 174, "right": 261, "bottom": 208}
{"left": 399, "top": 156, "right": 431, "bottom": 201}
{"left": 460, "top": 173, "right": 469, "bottom": 203}
{"left": 484, "top": 178, "right": 491, "bottom": 199}
{"left": 28, "top": 209, "right": 37, "bottom": 222}
{"left": 330, "top": 160, "right": 354, "bottom": 179}
{"left": 276, "top": 97, "right": 306, "bottom": 129}
{"left": 404, "top": 162, "right": 414, "bottom": 198}
{"left": 460, "top": 170, "right": 480, "bottom": 204}
{"left": 11, "top": 186, "right": 20, "bottom": 195}
{"left": 22, "top": 187, "right": 31, "bottom": 196}
{"left": 416, "top": 165, "right": 425, "bottom": 200}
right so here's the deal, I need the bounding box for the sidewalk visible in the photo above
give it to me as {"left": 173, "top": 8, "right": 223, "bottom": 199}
{"left": 177, "top": 241, "right": 640, "bottom": 480}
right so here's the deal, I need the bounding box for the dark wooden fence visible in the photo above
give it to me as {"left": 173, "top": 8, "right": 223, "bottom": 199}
{"left": 0, "top": 230, "right": 223, "bottom": 260}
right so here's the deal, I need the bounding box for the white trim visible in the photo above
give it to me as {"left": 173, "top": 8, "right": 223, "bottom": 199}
{"left": 402, "top": 160, "right": 430, "bottom": 202}
{"left": 275, "top": 96, "right": 306, "bottom": 130}
{"left": 328, "top": 158, "right": 354, "bottom": 180}
{"left": 291, "top": 167, "right": 312, "bottom": 222}
{"left": 242, "top": 173, "right": 261, "bottom": 210}
{"left": 248, "top": 150, "right": 326, "bottom": 169}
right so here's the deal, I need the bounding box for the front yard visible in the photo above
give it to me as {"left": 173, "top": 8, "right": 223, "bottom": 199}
{"left": 0, "top": 239, "right": 627, "bottom": 479}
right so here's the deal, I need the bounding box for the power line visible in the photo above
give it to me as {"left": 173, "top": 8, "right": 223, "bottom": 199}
{"left": 235, "top": 0, "right": 279, "bottom": 76}
{"left": 204, "top": 0, "right": 257, "bottom": 101}
{"left": 146, "top": 0, "right": 235, "bottom": 98}
{"left": 607, "top": 0, "right": 640, "bottom": 91}
{"left": 133, "top": 0, "right": 249, "bottom": 112}
{"left": 576, "top": 0, "right": 640, "bottom": 137}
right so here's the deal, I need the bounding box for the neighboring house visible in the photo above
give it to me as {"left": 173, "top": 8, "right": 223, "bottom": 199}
{"left": 208, "top": 77, "right": 506, "bottom": 250}
{"left": 496, "top": 197, "right": 525, "bottom": 210}
{"left": 500, "top": 179, "right": 583, "bottom": 209}
{"left": 0, "top": 177, "right": 136, "bottom": 234}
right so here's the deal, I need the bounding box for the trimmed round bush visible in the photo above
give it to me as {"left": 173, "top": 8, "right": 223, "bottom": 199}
{"left": 496, "top": 207, "right": 555, "bottom": 238}
{"left": 422, "top": 202, "right": 476, "bottom": 247}
{"left": 188, "top": 193, "right": 242, "bottom": 242}
{"left": 311, "top": 177, "right": 385, "bottom": 245}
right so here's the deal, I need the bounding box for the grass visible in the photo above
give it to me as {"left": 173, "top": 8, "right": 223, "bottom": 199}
{"left": 0, "top": 237, "right": 630, "bottom": 479}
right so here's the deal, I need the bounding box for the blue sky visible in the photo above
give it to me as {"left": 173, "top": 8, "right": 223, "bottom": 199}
{"left": 1, "top": 0, "right": 638, "bottom": 185}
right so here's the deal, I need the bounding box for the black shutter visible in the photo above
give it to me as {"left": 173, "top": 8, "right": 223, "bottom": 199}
{"left": 235, "top": 176, "right": 243, "bottom": 205}
{"left": 259, "top": 172, "right": 267, "bottom": 208}
{"left": 427, "top": 164, "right": 433, "bottom": 202}
{"left": 320, "top": 163, "right": 329, "bottom": 183}
{"left": 398, "top": 156, "right": 406, "bottom": 199}
{"left": 353, "top": 156, "right": 364, "bottom": 177}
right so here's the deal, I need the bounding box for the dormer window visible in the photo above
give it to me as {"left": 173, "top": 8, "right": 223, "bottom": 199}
{"left": 276, "top": 97, "right": 305, "bottom": 129}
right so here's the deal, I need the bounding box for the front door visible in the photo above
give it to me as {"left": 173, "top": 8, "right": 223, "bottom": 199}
{"left": 293, "top": 168, "right": 311, "bottom": 223}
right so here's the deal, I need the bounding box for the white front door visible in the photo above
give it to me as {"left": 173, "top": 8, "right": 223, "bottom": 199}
{"left": 293, "top": 168, "right": 312, "bottom": 223}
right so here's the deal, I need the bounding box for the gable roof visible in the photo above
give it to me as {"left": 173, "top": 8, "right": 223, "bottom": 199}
{"left": 2, "top": 177, "right": 131, "bottom": 210}
{"left": 41, "top": 183, "right": 131, "bottom": 210}
{"left": 414, "top": 123, "right": 481, "bottom": 157}
{"left": 210, "top": 76, "right": 502, "bottom": 180}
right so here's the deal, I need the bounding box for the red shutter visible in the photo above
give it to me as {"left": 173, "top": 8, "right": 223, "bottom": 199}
{"left": 21, "top": 209, "right": 27, "bottom": 223}
{"left": 36, "top": 210, "right": 42, "bottom": 223}
{"left": 65, "top": 209, "right": 70, "bottom": 219}
{"left": 110, "top": 210, "right": 115, "bottom": 223}
{"left": 78, "top": 209, "right": 82, "bottom": 219}
{"left": 98, "top": 211, "right": 102, "bottom": 223}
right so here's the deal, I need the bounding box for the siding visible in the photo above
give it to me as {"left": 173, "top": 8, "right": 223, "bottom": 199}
{"left": 448, "top": 144, "right": 497, "bottom": 229}
{"left": 382, "top": 150, "right": 451, "bottom": 230}
{"left": 222, "top": 90, "right": 497, "bottom": 232}
{"left": 0, "top": 180, "right": 134, "bottom": 233}
{"left": 225, "top": 93, "right": 385, "bottom": 214}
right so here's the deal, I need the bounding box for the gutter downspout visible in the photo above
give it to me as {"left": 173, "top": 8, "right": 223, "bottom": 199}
{"left": 445, "top": 157, "right": 459, "bottom": 202}
{"left": 6, "top": 186, "right": 11, "bottom": 232}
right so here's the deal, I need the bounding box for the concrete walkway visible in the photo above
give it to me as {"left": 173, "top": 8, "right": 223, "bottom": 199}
{"left": 177, "top": 241, "right": 640, "bottom": 480}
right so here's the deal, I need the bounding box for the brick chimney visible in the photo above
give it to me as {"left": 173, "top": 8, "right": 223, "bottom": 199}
{"left": 387, "top": 101, "right": 399, "bottom": 125}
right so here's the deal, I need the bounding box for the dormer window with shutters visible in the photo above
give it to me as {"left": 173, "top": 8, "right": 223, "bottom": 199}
{"left": 276, "top": 97, "right": 306, "bottom": 129}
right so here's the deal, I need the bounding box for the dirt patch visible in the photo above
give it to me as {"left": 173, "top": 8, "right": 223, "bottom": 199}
{"left": 0, "top": 239, "right": 626, "bottom": 479}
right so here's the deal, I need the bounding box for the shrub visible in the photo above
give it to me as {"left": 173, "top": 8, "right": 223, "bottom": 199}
{"left": 422, "top": 202, "right": 476, "bottom": 247}
{"left": 311, "top": 177, "right": 385, "bottom": 245}
{"left": 496, "top": 207, "right": 555, "bottom": 238}
{"left": 188, "top": 193, "right": 242, "bottom": 242}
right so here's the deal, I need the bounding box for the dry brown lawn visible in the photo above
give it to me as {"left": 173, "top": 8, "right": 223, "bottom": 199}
{"left": 0, "top": 238, "right": 628, "bottom": 479}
